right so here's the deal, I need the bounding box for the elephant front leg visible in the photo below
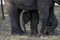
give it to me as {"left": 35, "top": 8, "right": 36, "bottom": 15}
{"left": 37, "top": 7, "right": 49, "bottom": 37}
{"left": 8, "top": 4, "right": 24, "bottom": 35}
{"left": 10, "top": 10, "right": 24, "bottom": 35}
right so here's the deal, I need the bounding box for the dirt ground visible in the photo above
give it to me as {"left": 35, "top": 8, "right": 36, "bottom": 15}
{"left": 0, "top": 5, "right": 60, "bottom": 40}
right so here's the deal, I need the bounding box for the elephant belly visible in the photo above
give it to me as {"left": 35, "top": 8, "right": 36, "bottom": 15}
{"left": 14, "top": 0, "right": 37, "bottom": 10}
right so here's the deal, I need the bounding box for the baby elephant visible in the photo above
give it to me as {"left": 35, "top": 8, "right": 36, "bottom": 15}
{"left": 22, "top": 10, "right": 39, "bottom": 35}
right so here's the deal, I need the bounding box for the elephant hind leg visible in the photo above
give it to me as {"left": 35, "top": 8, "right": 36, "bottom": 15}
{"left": 29, "top": 10, "right": 39, "bottom": 35}
{"left": 22, "top": 11, "right": 31, "bottom": 34}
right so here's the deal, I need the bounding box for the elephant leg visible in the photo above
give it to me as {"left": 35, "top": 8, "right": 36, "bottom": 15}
{"left": 22, "top": 11, "right": 31, "bottom": 33}
{"left": 28, "top": 10, "right": 34, "bottom": 35}
{"left": 22, "top": 10, "right": 35, "bottom": 35}
{"left": 8, "top": 4, "right": 24, "bottom": 34}
{"left": 45, "top": 2, "right": 58, "bottom": 35}
{"left": 43, "top": 2, "right": 55, "bottom": 34}
{"left": 30, "top": 10, "right": 39, "bottom": 35}
{"left": 37, "top": 3, "right": 49, "bottom": 36}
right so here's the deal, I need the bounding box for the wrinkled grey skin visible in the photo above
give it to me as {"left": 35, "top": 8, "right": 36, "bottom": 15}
{"left": 6, "top": 0, "right": 59, "bottom": 36}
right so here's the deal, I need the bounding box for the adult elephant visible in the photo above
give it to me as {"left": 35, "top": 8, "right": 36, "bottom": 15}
{"left": 6, "top": 0, "right": 56, "bottom": 36}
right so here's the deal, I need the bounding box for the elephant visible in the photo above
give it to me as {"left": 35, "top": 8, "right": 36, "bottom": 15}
{"left": 22, "top": 0, "right": 60, "bottom": 35}
{"left": 44, "top": 1, "right": 58, "bottom": 35}
{"left": 22, "top": 10, "right": 39, "bottom": 35}
{"left": 6, "top": 0, "right": 58, "bottom": 36}
{"left": 45, "top": 0, "right": 60, "bottom": 35}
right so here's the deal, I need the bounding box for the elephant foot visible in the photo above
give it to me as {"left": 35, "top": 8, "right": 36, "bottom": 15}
{"left": 29, "top": 32, "right": 35, "bottom": 36}
{"left": 34, "top": 32, "right": 38, "bottom": 37}
{"left": 23, "top": 30, "right": 26, "bottom": 34}
{"left": 44, "top": 31, "right": 54, "bottom": 36}
{"left": 47, "top": 32, "right": 54, "bottom": 36}
{"left": 36, "top": 33, "right": 43, "bottom": 37}
{"left": 23, "top": 31, "right": 27, "bottom": 35}
{"left": 37, "top": 33, "right": 47, "bottom": 37}
{"left": 11, "top": 30, "right": 25, "bottom": 35}
{"left": 21, "top": 30, "right": 25, "bottom": 33}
